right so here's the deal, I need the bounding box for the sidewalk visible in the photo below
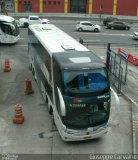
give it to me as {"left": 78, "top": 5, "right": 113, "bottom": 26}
{"left": 9, "top": 12, "right": 138, "bottom": 23}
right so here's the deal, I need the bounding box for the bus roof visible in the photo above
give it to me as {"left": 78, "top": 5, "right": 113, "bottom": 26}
{"left": 0, "top": 15, "right": 14, "bottom": 22}
{"left": 53, "top": 51, "right": 105, "bottom": 70}
{"left": 29, "top": 24, "right": 89, "bottom": 54}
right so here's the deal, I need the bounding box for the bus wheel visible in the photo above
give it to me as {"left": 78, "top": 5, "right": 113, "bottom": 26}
{"left": 48, "top": 104, "right": 53, "bottom": 115}
{"left": 52, "top": 115, "right": 56, "bottom": 126}
{"left": 32, "top": 68, "right": 37, "bottom": 82}
{"left": 30, "top": 64, "right": 32, "bottom": 71}
{"left": 46, "top": 96, "right": 48, "bottom": 103}
{"left": 32, "top": 68, "right": 35, "bottom": 76}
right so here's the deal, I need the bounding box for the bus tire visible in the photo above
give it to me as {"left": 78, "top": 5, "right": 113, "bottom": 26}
{"left": 32, "top": 68, "right": 35, "bottom": 76}
{"left": 32, "top": 68, "right": 37, "bottom": 82}
{"left": 46, "top": 96, "right": 48, "bottom": 103}
{"left": 52, "top": 115, "right": 56, "bottom": 126}
{"left": 49, "top": 106, "right": 53, "bottom": 115}
{"left": 30, "top": 64, "right": 32, "bottom": 71}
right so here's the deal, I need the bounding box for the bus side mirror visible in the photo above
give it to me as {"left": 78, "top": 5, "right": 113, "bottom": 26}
{"left": 57, "top": 87, "right": 66, "bottom": 117}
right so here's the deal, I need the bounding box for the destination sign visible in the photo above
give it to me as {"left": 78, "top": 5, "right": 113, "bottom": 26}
{"left": 69, "top": 104, "right": 86, "bottom": 107}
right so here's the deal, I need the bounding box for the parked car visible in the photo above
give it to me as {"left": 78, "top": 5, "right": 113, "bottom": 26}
{"left": 19, "top": 15, "right": 50, "bottom": 27}
{"left": 133, "top": 31, "right": 138, "bottom": 40}
{"left": 76, "top": 21, "right": 101, "bottom": 32}
{"left": 107, "top": 21, "right": 130, "bottom": 30}
{"left": 103, "top": 16, "right": 118, "bottom": 26}
{"left": 41, "top": 18, "right": 50, "bottom": 24}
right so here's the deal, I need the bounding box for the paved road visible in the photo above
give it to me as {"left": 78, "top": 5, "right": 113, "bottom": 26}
{"left": 51, "top": 19, "right": 138, "bottom": 45}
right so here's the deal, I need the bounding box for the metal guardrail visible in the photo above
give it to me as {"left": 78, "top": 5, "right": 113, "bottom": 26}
{"left": 83, "top": 41, "right": 138, "bottom": 50}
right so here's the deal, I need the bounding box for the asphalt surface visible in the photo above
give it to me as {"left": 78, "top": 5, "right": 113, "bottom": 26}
{"left": 0, "top": 13, "right": 138, "bottom": 158}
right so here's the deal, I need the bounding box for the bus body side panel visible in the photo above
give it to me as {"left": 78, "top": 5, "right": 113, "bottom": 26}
{"left": 0, "top": 28, "right": 4, "bottom": 43}
{"left": 28, "top": 43, "right": 53, "bottom": 105}
{"left": 52, "top": 56, "right": 65, "bottom": 135}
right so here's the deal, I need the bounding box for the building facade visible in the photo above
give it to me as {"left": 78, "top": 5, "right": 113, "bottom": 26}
{"left": 0, "top": 0, "right": 138, "bottom": 16}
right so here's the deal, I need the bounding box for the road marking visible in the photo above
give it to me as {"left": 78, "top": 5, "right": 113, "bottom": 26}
{"left": 100, "top": 56, "right": 106, "bottom": 60}
{"left": 130, "top": 35, "right": 133, "bottom": 37}
{"left": 74, "top": 31, "right": 132, "bottom": 37}
{"left": 82, "top": 40, "right": 101, "bottom": 42}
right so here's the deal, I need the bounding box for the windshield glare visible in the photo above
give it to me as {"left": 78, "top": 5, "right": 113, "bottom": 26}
{"left": 63, "top": 69, "right": 109, "bottom": 93}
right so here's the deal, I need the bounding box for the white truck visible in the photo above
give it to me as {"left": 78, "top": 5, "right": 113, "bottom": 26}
{"left": 19, "top": 15, "right": 50, "bottom": 27}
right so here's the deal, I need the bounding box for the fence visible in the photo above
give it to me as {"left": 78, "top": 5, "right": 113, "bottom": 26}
{"left": 83, "top": 41, "right": 138, "bottom": 51}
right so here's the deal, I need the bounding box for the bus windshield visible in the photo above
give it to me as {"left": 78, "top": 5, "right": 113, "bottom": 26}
{"left": 63, "top": 68, "right": 109, "bottom": 93}
{"left": 62, "top": 68, "right": 110, "bottom": 128}
{"left": 1, "top": 20, "right": 19, "bottom": 36}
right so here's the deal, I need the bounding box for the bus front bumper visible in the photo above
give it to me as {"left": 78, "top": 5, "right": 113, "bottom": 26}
{"left": 59, "top": 124, "right": 108, "bottom": 141}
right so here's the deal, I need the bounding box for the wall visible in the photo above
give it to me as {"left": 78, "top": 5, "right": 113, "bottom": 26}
{"left": 13, "top": 0, "right": 138, "bottom": 16}
{"left": 43, "top": 0, "right": 64, "bottom": 13}
{"left": 92, "top": 0, "right": 113, "bottom": 15}
{"left": 18, "top": 0, "right": 39, "bottom": 12}
{"left": 116, "top": 0, "right": 137, "bottom": 16}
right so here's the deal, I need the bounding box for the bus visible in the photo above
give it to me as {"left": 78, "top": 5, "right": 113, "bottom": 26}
{"left": 0, "top": 15, "right": 20, "bottom": 44}
{"left": 28, "top": 24, "right": 117, "bottom": 141}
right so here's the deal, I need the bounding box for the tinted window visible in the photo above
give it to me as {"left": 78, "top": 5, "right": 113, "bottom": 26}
{"left": 82, "top": 23, "right": 91, "bottom": 26}
{"left": 30, "top": 17, "right": 39, "bottom": 20}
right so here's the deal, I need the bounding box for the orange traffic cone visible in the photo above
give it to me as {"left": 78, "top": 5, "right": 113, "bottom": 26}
{"left": 25, "top": 79, "right": 34, "bottom": 95}
{"left": 13, "top": 104, "right": 24, "bottom": 124}
{"left": 3, "top": 59, "right": 11, "bottom": 72}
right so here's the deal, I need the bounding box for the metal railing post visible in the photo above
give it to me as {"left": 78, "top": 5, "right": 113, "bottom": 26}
{"left": 106, "top": 43, "right": 111, "bottom": 70}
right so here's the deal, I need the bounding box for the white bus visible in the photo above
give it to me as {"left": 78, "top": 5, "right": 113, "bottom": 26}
{"left": 28, "top": 24, "right": 112, "bottom": 141}
{"left": 0, "top": 15, "right": 20, "bottom": 44}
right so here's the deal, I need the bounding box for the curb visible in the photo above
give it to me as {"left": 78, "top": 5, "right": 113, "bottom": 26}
{"left": 8, "top": 13, "right": 138, "bottom": 23}
{"left": 120, "top": 90, "right": 138, "bottom": 154}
